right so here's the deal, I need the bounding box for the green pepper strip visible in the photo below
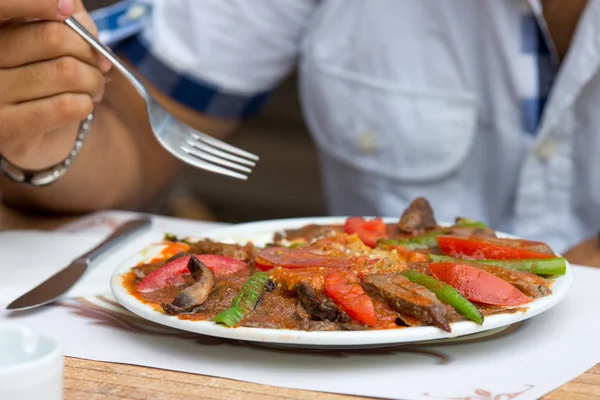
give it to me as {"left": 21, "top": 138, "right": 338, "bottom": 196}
{"left": 214, "top": 272, "right": 271, "bottom": 327}
{"left": 378, "top": 231, "right": 443, "bottom": 250}
{"left": 454, "top": 218, "right": 488, "bottom": 229}
{"left": 401, "top": 270, "right": 484, "bottom": 325}
{"left": 163, "top": 233, "right": 193, "bottom": 245}
{"left": 163, "top": 233, "right": 178, "bottom": 242}
{"left": 428, "top": 254, "right": 566, "bottom": 276}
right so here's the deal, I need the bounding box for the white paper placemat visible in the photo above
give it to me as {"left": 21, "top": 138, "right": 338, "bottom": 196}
{"left": 1, "top": 211, "right": 598, "bottom": 400}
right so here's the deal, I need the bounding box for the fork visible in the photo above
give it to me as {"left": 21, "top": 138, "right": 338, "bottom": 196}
{"left": 65, "top": 17, "right": 258, "bottom": 180}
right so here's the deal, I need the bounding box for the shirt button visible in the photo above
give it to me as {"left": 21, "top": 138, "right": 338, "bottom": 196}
{"left": 535, "top": 139, "right": 555, "bottom": 162}
{"left": 126, "top": 4, "right": 148, "bottom": 21}
{"left": 357, "top": 129, "right": 377, "bottom": 154}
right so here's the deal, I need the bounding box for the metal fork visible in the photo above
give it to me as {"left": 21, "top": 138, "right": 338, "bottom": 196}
{"left": 65, "top": 17, "right": 258, "bottom": 180}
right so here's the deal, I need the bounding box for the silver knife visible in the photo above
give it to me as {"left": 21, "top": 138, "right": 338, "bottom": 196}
{"left": 6, "top": 217, "right": 153, "bottom": 311}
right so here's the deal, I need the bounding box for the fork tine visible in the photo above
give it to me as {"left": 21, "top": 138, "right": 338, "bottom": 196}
{"left": 179, "top": 147, "right": 248, "bottom": 180}
{"left": 190, "top": 132, "right": 259, "bottom": 161}
{"left": 186, "top": 139, "right": 256, "bottom": 167}
{"left": 181, "top": 145, "right": 252, "bottom": 173}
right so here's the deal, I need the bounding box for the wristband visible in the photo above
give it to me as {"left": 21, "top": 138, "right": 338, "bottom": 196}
{"left": 0, "top": 112, "right": 95, "bottom": 187}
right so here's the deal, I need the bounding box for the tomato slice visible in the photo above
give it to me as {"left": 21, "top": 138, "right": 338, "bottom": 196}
{"left": 138, "top": 254, "right": 248, "bottom": 292}
{"left": 138, "top": 256, "right": 191, "bottom": 293}
{"left": 195, "top": 255, "right": 248, "bottom": 278}
{"left": 344, "top": 217, "right": 388, "bottom": 248}
{"left": 324, "top": 271, "right": 377, "bottom": 326}
{"left": 428, "top": 262, "right": 532, "bottom": 306}
{"left": 255, "top": 247, "right": 353, "bottom": 271}
{"left": 436, "top": 236, "right": 553, "bottom": 260}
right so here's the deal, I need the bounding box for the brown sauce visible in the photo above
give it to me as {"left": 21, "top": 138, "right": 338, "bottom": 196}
{"left": 122, "top": 218, "right": 551, "bottom": 332}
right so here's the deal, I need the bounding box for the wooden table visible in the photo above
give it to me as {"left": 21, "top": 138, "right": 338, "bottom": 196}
{"left": 2, "top": 205, "right": 599, "bottom": 400}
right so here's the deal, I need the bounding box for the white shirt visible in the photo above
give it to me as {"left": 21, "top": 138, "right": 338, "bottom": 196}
{"left": 99, "top": 0, "right": 600, "bottom": 252}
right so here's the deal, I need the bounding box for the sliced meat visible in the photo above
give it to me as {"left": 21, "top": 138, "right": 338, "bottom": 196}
{"left": 296, "top": 284, "right": 350, "bottom": 322}
{"left": 269, "top": 267, "right": 327, "bottom": 293}
{"left": 396, "top": 313, "right": 425, "bottom": 326}
{"left": 162, "top": 257, "right": 216, "bottom": 315}
{"left": 472, "top": 264, "right": 552, "bottom": 298}
{"left": 189, "top": 239, "right": 257, "bottom": 262}
{"left": 297, "top": 320, "right": 339, "bottom": 331}
{"left": 362, "top": 273, "right": 450, "bottom": 332}
{"left": 133, "top": 262, "right": 162, "bottom": 279}
{"left": 446, "top": 227, "right": 497, "bottom": 239}
{"left": 397, "top": 197, "right": 437, "bottom": 234}
{"left": 239, "top": 291, "right": 299, "bottom": 329}
{"left": 274, "top": 224, "right": 344, "bottom": 243}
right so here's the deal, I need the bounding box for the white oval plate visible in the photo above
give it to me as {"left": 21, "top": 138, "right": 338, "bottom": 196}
{"left": 111, "top": 217, "right": 573, "bottom": 348}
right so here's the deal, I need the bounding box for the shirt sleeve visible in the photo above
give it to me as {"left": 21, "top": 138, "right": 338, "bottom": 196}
{"left": 115, "top": 0, "right": 317, "bottom": 119}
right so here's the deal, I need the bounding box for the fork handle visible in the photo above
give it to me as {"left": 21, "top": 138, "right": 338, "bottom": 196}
{"left": 65, "top": 17, "right": 150, "bottom": 100}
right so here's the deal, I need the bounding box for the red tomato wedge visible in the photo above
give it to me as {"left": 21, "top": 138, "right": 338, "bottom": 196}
{"left": 436, "top": 236, "right": 554, "bottom": 260}
{"left": 196, "top": 255, "right": 249, "bottom": 278}
{"left": 428, "top": 262, "right": 532, "bottom": 306}
{"left": 255, "top": 247, "right": 353, "bottom": 271}
{"left": 137, "top": 254, "right": 248, "bottom": 292}
{"left": 324, "top": 271, "right": 377, "bottom": 326}
{"left": 344, "top": 217, "right": 388, "bottom": 247}
{"left": 138, "top": 256, "right": 191, "bottom": 293}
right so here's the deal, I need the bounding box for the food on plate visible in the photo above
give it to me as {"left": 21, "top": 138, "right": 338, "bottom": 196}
{"left": 121, "top": 197, "right": 564, "bottom": 332}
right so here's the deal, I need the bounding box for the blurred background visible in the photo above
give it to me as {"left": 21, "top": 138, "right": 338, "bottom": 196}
{"left": 159, "top": 74, "right": 328, "bottom": 223}
{"left": 87, "top": 0, "right": 327, "bottom": 224}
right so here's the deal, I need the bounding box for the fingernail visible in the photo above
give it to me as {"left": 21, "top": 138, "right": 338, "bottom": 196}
{"left": 93, "top": 88, "right": 105, "bottom": 103}
{"left": 58, "top": 0, "right": 74, "bottom": 17}
{"left": 100, "top": 57, "right": 113, "bottom": 73}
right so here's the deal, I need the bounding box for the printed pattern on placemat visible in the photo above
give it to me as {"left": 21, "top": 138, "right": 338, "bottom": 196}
{"left": 423, "top": 384, "right": 534, "bottom": 400}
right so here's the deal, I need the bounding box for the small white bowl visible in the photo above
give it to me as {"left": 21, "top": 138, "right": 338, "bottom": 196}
{"left": 0, "top": 324, "right": 63, "bottom": 400}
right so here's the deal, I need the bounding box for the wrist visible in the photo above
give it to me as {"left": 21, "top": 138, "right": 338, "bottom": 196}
{"left": 0, "top": 113, "right": 94, "bottom": 187}
{"left": 1, "top": 122, "right": 82, "bottom": 171}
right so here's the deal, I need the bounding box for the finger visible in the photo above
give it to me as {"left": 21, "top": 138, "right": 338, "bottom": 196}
{"left": 0, "top": 0, "right": 74, "bottom": 21}
{"left": 0, "top": 93, "right": 93, "bottom": 143}
{"left": 67, "top": 10, "right": 112, "bottom": 71}
{"left": 1, "top": 56, "right": 105, "bottom": 104}
{"left": 0, "top": 21, "right": 102, "bottom": 69}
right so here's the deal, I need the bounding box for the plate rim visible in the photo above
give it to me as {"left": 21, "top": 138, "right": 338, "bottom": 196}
{"left": 110, "top": 216, "right": 573, "bottom": 347}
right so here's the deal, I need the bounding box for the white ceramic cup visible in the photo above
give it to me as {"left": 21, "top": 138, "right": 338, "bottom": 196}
{"left": 0, "top": 324, "right": 63, "bottom": 400}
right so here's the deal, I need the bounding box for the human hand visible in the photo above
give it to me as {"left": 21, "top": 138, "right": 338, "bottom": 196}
{"left": 0, "top": 0, "right": 111, "bottom": 170}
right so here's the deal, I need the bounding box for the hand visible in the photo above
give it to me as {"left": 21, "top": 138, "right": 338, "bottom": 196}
{"left": 564, "top": 235, "right": 600, "bottom": 268}
{"left": 0, "top": 0, "right": 111, "bottom": 170}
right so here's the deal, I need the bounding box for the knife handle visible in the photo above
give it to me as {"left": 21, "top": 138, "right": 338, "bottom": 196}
{"left": 79, "top": 217, "right": 153, "bottom": 263}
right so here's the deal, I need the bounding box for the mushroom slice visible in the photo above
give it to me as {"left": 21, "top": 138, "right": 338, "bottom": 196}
{"left": 162, "top": 256, "right": 216, "bottom": 315}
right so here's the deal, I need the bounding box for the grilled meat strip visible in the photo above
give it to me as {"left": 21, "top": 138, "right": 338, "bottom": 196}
{"left": 397, "top": 197, "right": 437, "bottom": 234}
{"left": 362, "top": 273, "right": 450, "bottom": 332}
{"left": 296, "top": 284, "right": 350, "bottom": 323}
{"left": 189, "top": 239, "right": 257, "bottom": 262}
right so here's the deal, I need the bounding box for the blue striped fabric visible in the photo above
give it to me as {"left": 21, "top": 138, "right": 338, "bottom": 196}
{"left": 92, "top": 0, "right": 273, "bottom": 119}
{"left": 520, "top": 14, "right": 557, "bottom": 135}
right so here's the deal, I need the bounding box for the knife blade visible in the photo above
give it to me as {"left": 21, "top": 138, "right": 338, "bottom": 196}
{"left": 6, "top": 217, "right": 152, "bottom": 311}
